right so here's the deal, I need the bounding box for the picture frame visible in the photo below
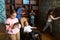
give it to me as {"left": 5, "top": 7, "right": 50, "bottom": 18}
{"left": 30, "top": 0, "right": 36, "bottom": 5}
{"left": 23, "top": 0, "right": 29, "bottom": 4}
{"left": 32, "top": 6, "right": 38, "bottom": 10}
{"left": 15, "top": 0, "right": 22, "bottom": 4}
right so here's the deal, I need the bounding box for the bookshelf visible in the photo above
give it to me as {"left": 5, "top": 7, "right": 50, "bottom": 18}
{"left": 5, "top": 0, "right": 39, "bottom": 18}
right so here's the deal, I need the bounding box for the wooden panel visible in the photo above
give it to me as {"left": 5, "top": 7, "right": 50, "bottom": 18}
{"left": 36, "top": 0, "right": 39, "bottom": 5}
{"left": 6, "top": 10, "right": 10, "bottom": 18}
{"left": 6, "top": 4, "right": 10, "bottom": 10}
{"left": 30, "top": 0, "right": 36, "bottom": 5}
{"left": 15, "top": 0, "right": 22, "bottom": 4}
{"left": 15, "top": 4, "right": 22, "bottom": 9}
{"left": 32, "top": 6, "right": 38, "bottom": 10}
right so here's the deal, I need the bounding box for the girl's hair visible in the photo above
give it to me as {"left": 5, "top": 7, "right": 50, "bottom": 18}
{"left": 10, "top": 10, "right": 16, "bottom": 15}
{"left": 13, "top": 22, "right": 19, "bottom": 26}
{"left": 47, "top": 9, "right": 53, "bottom": 16}
{"left": 46, "top": 9, "right": 54, "bottom": 20}
{"left": 12, "top": 22, "right": 19, "bottom": 29}
{"left": 47, "top": 9, "right": 54, "bottom": 18}
{"left": 24, "top": 21, "right": 28, "bottom": 26}
{"left": 24, "top": 21, "right": 27, "bottom": 26}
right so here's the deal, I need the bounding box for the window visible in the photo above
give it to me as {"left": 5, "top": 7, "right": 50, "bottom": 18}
{"left": 23, "top": 0, "right": 29, "bottom": 4}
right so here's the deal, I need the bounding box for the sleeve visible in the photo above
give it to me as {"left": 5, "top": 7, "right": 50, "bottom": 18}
{"left": 18, "top": 24, "right": 21, "bottom": 29}
{"left": 16, "top": 18, "right": 21, "bottom": 29}
{"left": 17, "top": 8, "right": 20, "bottom": 13}
{"left": 5, "top": 19, "right": 13, "bottom": 31}
{"left": 17, "top": 8, "right": 22, "bottom": 14}
{"left": 5, "top": 19, "right": 10, "bottom": 30}
{"left": 50, "top": 15, "right": 59, "bottom": 20}
{"left": 16, "top": 18, "right": 19, "bottom": 22}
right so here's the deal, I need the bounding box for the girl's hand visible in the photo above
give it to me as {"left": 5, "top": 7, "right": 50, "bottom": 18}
{"left": 57, "top": 17, "right": 60, "bottom": 18}
{"left": 59, "top": 17, "right": 60, "bottom": 18}
{"left": 9, "top": 28, "right": 13, "bottom": 33}
{"left": 10, "top": 24, "right": 14, "bottom": 28}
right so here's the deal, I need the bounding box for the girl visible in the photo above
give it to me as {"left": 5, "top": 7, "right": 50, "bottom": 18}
{"left": 30, "top": 10, "right": 35, "bottom": 27}
{"left": 24, "top": 21, "right": 42, "bottom": 40}
{"left": 5, "top": 10, "right": 21, "bottom": 40}
{"left": 20, "top": 9, "right": 28, "bottom": 28}
{"left": 43, "top": 9, "right": 60, "bottom": 33}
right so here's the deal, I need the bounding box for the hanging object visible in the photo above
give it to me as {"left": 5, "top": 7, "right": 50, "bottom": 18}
{"left": 0, "top": 0, "right": 6, "bottom": 23}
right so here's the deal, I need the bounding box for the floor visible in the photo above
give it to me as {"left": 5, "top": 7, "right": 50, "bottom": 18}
{"left": 0, "top": 32, "right": 58, "bottom": 40}
{"left": 42, "top": 33, "right": 55, "bottom": 40}
{"left": 0, "top": 24, "right": 59, "bottom": 40}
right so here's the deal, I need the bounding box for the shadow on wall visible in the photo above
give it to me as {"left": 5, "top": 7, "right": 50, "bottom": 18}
{"left": 38, "top": 7, "right": 60, "bottom": 40}
{"left": 52, "top": 7, "right": 60, "bottom": 37}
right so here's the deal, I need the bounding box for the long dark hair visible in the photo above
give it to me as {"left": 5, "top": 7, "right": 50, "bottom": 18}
{"left": 10, "top": 10, "right": 16, "bottom": 15}
{"left": 12, "top": 22, "right": 19, "bottom": 29}
{"left": 47, "top": 9, "right": 54, "bottom": 18}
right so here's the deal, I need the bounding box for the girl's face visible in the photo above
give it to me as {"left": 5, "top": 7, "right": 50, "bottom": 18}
{"left": 14, "top": 24, "right": 19, "bottom": 28}
{"left": 11, "top": 13, "right": 17, "bottom": 19}
{"left": 31, "top": 10, "right": 33, "bottom": 12}
{"left": 50, "top": 11, "right": 53, "bottom": 14}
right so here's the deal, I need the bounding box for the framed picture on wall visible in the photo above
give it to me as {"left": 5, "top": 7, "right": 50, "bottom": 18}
{"left": 15, "top": 0, "right": 22, "bottom": 4}
{"left": 32, "top": 6, "right": 38, "bottom": 10}
{"left": 30, "top": 0, "right": 36, "bottom": 4}
{"left": 23, "top": 0, "right": 29, "bottom": 4}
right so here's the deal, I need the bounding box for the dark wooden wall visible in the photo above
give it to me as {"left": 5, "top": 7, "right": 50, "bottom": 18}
{"left": 38, "top": 0, "right": 60, "bottom": 38}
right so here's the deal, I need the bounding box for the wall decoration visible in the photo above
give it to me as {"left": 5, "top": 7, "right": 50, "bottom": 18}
{"left": 32, "top": 6, "right": 38, "bottom": 10}
{"left": 23, "top": 0, "right": 29, "bottom": 4}
{"left": 0, "top": 0, "right": 6, "bottom": 23}
{"left": 30, "top": 0, "right": 36, "bottom": 4}
{"left": 15, "top": 0, "right": 22, "bottom": 4}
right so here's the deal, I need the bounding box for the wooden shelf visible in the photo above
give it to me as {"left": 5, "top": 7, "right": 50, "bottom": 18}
{"left": 5, "top": 4, "right": 11, "bottom": 10}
